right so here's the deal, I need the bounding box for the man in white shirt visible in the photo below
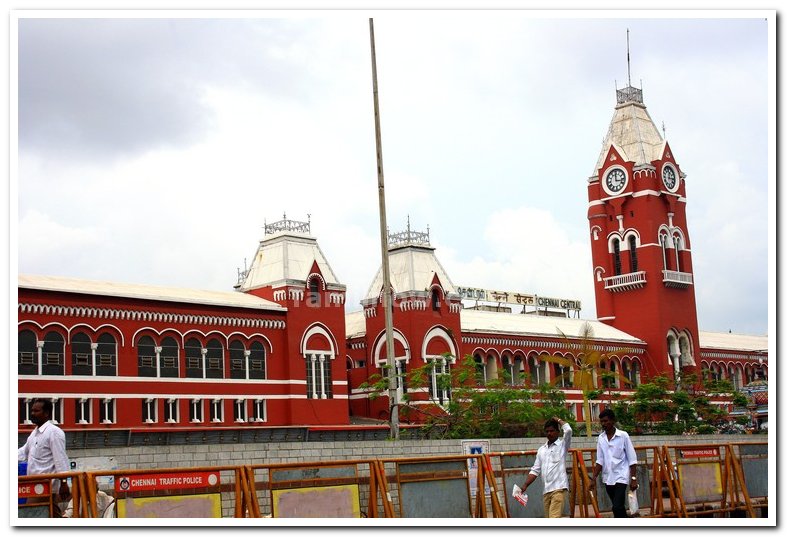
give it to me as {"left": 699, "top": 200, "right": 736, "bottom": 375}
{"left": 18, "top": 399, "right": 70, "bottom": 516}
{"left": 520, "top": 416, "right": 572, "bottom": 518}
{"left": 589, "top": 408, "right": 638, "bottom": 518}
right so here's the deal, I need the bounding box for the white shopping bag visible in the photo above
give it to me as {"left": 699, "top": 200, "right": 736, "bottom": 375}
{"left": 512, "top": 484, "right": 528, "bottom": 507}
{"left": 627, "top": 490, "right": 639, "bottom": 515}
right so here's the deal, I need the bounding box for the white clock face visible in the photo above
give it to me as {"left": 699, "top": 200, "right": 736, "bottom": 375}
{"left": 662, "top": 166, "right": 677, "bottom": 191}
{"left": 605, "top": 168, "right": 627, "bottom": 194}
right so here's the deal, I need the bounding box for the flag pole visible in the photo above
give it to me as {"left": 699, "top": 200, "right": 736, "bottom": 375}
{"left": 369, "top": 18, "right": 399, "bottom": 440}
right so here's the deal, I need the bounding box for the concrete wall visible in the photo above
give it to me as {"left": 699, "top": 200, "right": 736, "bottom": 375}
{"left": 68, "top": 434, "right": 766, "bottom": 518}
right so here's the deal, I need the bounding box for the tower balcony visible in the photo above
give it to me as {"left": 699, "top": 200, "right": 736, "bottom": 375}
{"left": 604, "top": 271, "right": 646, "bottom": 292}
{"left": 662, "top": 270, "right": 693, "bottom": 288}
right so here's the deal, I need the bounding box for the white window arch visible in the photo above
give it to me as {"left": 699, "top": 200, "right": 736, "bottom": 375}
{"left": 422, "top": 326, "right": 457, "bottom": 404}
{"left": 301, "top": 324, "right": 337, "bottom": 399}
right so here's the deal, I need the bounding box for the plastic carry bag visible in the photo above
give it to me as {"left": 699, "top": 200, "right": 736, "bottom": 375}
{"left": 627, "top": 489, "right": 639, "bottom": 515}
{"left": 512, "top": 484, "right": 529, "bottom": 507}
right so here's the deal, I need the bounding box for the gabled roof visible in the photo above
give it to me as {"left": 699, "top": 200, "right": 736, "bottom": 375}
{"left": 237, "top": 231, "right": 343, "bottom": 292}
{"left": 363, "top": 245, "right": 458, "bottom": 301}
{"left": 19, "top": 274, "right": 285, "bottom": 311}
{"left": 594, "top": 89, "right": 665, "bottom": 173}
{"left": 460, "top": 309, "right": 645, "bottom": 344}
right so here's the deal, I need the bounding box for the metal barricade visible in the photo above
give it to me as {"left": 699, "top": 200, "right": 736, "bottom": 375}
{"left": 85, "top": 465, "right": 253, "bottom": 518}
{"left": 18, "top": 471, "right": 90, "bottom": 518}
{"left": 245, "top": 458, "right": 393, "bottom": 518}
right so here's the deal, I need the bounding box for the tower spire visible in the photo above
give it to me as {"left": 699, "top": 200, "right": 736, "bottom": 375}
{"left": 627, "top": 28, "right": 632, "bottom": 87}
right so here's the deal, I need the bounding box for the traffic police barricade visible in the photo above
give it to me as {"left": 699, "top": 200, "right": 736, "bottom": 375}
{"left": 572, "top": 445, "right": 672, "bottom": 518}
{"left": 661, "top": 443, "right": 755, "bottom": 518}
{"left": 729, "top": 441, "right": 767, "bottom": 516}
{"left": 485, "top": 450, "right": 572, "bottom": 518}
{"left": 375, "top": 454, "right": 503, "bottom": 518}
{"left": 18, "top": 471, "right": 90, "bottom": 518}
{"left": 244, "top": 459, "right": 394, "bottom": 518}
{"left": 85, "top": 465, "right": 254, "bottom": 518}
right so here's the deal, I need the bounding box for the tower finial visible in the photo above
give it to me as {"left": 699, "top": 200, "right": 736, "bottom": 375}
{"left": 627, "top": 28, "right": 632, "bottom": 87}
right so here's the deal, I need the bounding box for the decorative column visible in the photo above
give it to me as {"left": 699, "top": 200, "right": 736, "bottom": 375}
{"left": 36, "top": 340, "right": 44, "bottom": 375}
{"left": 200, "top": 348, "right": 208, "bottom": 379}
{"left": 318, "top": 354, "right": 326, "bottom": 399}
{"left": 90, "top": 343, "right": 98, "bottom": 376}
{"left": 154, "top": 346, "right": 162, "bottom": 378}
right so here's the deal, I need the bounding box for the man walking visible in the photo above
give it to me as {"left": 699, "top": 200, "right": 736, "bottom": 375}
{"left": 589, "top": 408, "right": 638, "bottom": 518}
{"left": 520, "top": 416, "right": 572, "bottom": 518}
{"left": 18, "top": 399, "right": 70, "bottom": 516}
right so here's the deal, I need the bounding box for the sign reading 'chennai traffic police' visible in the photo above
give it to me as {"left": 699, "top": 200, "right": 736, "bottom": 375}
{"left": 115, "top": 471, "right": 220, "bottom": 492}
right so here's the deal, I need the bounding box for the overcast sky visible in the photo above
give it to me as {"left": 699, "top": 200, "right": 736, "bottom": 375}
{"left": 13, "top": 11, "right": 773, "bottom": 336}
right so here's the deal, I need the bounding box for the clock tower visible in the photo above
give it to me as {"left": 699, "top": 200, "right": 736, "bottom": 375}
{"left": 587, "top": 82, "right": 700, "bottom": 383}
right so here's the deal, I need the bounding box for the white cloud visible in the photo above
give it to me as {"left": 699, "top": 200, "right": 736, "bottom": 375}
{"left": 18, "top": 210, "right": 108, "bottom": 274}
{"left": 14, "top": 15, "right": 770, "bottom": 336}
{"left": 438, "top": 207, "right": 595, "bottom": 317}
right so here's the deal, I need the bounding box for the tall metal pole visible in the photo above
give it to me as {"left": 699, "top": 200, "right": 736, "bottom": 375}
{"left": 369, "top": 18, "right": 399, "bottom": 440}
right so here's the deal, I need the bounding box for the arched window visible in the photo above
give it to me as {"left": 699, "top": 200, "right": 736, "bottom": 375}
{"left": 185, "top": 338, "right": 203, "bottom": 378}
{"left": 137, "top": 335, "right": 157, "bottom": 377}
{"left": 612, "top": 239, "right": 622, "bottom": 276}
{"left": 71, "top": 332, "right": 93, "bottom": 375}
{"left": 427, "top": 356, "right": 451, "bottom": 405}
{"left": 527, "top": 356, "right": 540, "bottom": 386}
{"left": 473, "top": 354, "right": 485, "bottom": 385}
{"left": 306, "top": 353, "right": 333, "bottom": 399}
{"left": 18, "top": 329, "right": 38, "bottom": 375}
{"left": 609, "top": 361, "right": 619, "bottom": 388}
{"left": 554, "top": 362, "right": 572, "bottom": 388}
{"left": 701, "top": 363, "right": 711, "bottom": 382}
{"left": 431, "top": 289, "right": 441, "bottom": 311}
{"left": 205, "top": 338, "right": 224, "bottom": 379}
{"left": 308, "top": 277, "right": 320, "bottom": 306}
{"left": 42, "top": 331, "right": 64, "bottom": 375}
{"left": 502, "top": 355, "right": 514, "bottom": 386}
{"left": 96, "top": 333, "right": 117, "bottom": 376}
{"left": 628, "top": 235, "right": 638, "bottom": 273}
{"left": 599, "top": 360, "right": 614, "bottom": 389}
{"left": 249, "top": 341, "right": 266, "bottom": 380}
{"left": 630, "top": 360, "right": 641, "bottom": 387}
{"left": 229, "top": 340, "right": 246, "bottom": 380}
{"left": 673, "top": 235, "right": 682, "bottom": 272}
{"left": 660, "top": 233, "right": 669, "bottom": 271}
{"left": 160, "top": 336, "right": 179, "bottom": 378}
{"left": 731, "top": 364, "right": 743, "bottom": 390}
{"left": 485, "top": 353, "right": 498, "bottom": 384}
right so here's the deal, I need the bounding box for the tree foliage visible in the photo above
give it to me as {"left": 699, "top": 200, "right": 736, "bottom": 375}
{"left": 610, "top": 373, "right": 750, "bottom": 435}
{"left": 360, "top": 354, "right": 574, "bottom": 439}
{"left": 541, "top": 322, "right": 635, "bottom": 437}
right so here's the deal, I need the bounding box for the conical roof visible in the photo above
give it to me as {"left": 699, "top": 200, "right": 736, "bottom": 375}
{"left": 593, "top": 85, "right": 665, "bottom": 173}
{"left": 236, "top": 216, "right": 342, "bottom": 292}
{"left": 361, "top": 224, "right": 458, "bottom": 302}
{"left": 362, "top": 244, "right": 458, "bottom": 302}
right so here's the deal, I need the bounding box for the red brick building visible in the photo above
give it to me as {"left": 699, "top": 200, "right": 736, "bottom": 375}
{"left": 17, "top": 83, "right": 767, "bottom": 433}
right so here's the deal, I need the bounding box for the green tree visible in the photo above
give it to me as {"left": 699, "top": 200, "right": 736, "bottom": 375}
{"left": 360, "top": 354, "right": 575, "bottom": 439}
{"left": 612, "top": 372, "right": 750, "bottom": 435}
{"left": 541, "top": 322, "right": 634, "bottom": 437}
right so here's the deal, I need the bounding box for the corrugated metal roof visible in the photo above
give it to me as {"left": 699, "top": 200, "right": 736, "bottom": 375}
{"left": 463, "top": 309, "right": 644, "bottom": 343}
{"left": 345, "top": 310, "right": 366, "bottom": 339}
{"left": 699, "top": 331, "right": 768, "bottom": 353}
{"left": 363, "top": 246, "right": 457, "bottom": 301}
{"left": 595, "top": 101, "right": 665, "bottom": 173}
{"left": 19, "top": 274, "right": 285, "bottom": 311}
